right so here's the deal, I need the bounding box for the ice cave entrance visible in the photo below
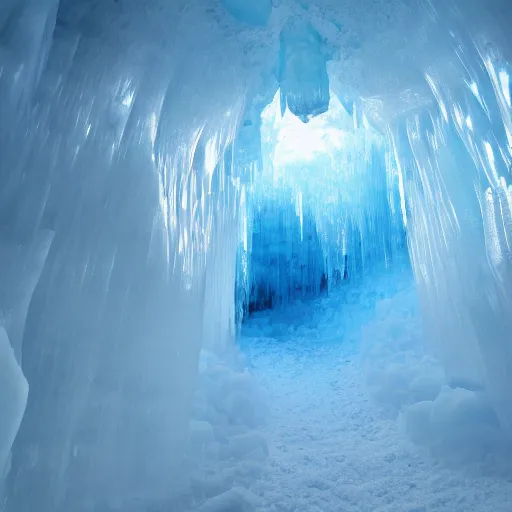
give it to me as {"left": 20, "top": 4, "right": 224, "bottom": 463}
{"left": 246, "top": 86, "right": 402, "bottom": 314}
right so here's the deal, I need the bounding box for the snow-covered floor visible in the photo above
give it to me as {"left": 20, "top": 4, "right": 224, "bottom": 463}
{"left": 189, "top": 265, "right": 512, "bottom": 512}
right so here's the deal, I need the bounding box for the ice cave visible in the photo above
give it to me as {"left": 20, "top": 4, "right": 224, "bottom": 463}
{"left": 1, "top": 0, "right": 512, "bottom": 511}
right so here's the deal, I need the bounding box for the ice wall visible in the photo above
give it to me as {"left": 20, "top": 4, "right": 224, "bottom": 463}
{"left": 384, "top": 6, "right": 512, "bottom": 430}
{"left": 0, "top": 1, "right": 251, "bottom": 510}
{"left": 249, "top": 200, "right": 325, "bottom": 311}
{"left": 221, "top": 0, "right": 272, "bottom": 26}
{"left": 1, "top": 0, "right": 511, "bottom": 507}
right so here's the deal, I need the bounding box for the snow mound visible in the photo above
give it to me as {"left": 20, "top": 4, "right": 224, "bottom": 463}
{"left": 362, "top": 277, "right": 512, "bottom": 475}
{"left": 361, "top": 280, "right": 445, "bottom": 416}
{"left": 402, "top": 386, "right": 512, "bottom": 473}
{"left": 185, "top": 349, "right": 267, "bottom": 510}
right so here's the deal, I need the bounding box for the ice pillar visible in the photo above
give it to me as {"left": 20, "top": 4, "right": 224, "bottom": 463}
{"left": 0, "top": 7, "right": 247, "bottom": 510}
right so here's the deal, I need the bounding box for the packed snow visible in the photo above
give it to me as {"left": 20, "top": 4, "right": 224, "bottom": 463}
{"left": 187, "top": 263, "right": 512, "bottom": 512}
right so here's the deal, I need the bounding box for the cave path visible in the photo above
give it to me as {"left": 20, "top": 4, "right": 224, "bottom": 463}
{"left": 241, "top": 278, "right": 512, "bottom": 512}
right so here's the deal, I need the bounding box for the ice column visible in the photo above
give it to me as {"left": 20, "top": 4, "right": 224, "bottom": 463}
{"left": 387, "top": 30, "right": 512, "bottom": 429}
{"left": 0, "top": 4, "right": 248, "bottom": 510}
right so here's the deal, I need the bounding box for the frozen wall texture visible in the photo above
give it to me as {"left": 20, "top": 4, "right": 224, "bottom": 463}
{"left": 388, "top": 26, "right": 512, "bottom": 429}
{"left": 0, "top": 0, "right": 512, "bottom": 509}
{"left": 249, "top": 201, "right": 326, "bottom": 311}
{"left": 0, "top": 328, "right": 28, "bottom": 482}
{"left": 0, "top": 1, "right": 255, "bottom": 510}
{"left": 247, "top": 89, "right": 406, "bottom": 310}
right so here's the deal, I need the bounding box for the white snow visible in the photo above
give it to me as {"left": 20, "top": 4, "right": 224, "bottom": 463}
{"left": 189, "top": 265, "right": 512, "bottom": 511}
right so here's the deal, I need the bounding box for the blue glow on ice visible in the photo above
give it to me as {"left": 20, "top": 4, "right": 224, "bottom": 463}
{"left": 266, "top": 90, "right": 348, "bottom": 167}
{"left": 2, "top": 2, "right": 512, "bottom": 511}
{"left": 242, "top": 88, "right": 406, "bottom": 313}
{"left": 278, "top": 20, "right": 330, "bottom": 123}
{"left": 221, "top": 0, "right": 272, "bottom": 26}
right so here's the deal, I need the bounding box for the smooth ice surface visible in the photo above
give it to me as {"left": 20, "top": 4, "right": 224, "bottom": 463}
{"left": 0, "top": 229, "right": 54, "bottom": 362}
{"left": 0, "top": 327, "right": 28, "bottom": 479}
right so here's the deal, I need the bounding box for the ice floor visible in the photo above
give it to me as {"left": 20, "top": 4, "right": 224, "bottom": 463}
{"left": 189, "top": 265, "right": 512, "bottom": 512}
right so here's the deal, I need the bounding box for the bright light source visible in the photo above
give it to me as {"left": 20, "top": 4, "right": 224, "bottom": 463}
{"left": 261, "top": 89, "right": 353, "bottom": 168}
{"left": 257, "top": 87, "right": 384, "bottom": 212}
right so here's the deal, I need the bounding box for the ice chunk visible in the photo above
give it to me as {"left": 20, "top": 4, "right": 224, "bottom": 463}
{"left": 278, "top": 20, "right": 330, "bottom": 122}
{"left": 221, "top": 0, "right": 271, "bottom": 26}
{"left": 0, "top": 327, "right": 28, "bottom": 478}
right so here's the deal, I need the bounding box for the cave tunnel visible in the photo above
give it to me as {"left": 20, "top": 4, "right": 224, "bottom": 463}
{"left": 1, "top": 0, "right": 512, "bottom": 511}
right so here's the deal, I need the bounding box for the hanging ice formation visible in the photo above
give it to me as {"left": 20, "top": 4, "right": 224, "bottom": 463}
{"left": 386, "top": 29, "right": 512, "bottom": 429}
{"left": 221, "top": 0, "right": 272, "bottom": 26}
{"left": 278, "top": 20, "right": 331, "bottom": 123}
{"left": 241, "top": 89, "right": 405, "bottom": 313}
{"left": 0, "top": 0, "right": 511, "bottom": 510}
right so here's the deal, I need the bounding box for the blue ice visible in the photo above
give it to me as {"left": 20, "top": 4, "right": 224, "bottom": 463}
{"left": 221, "top": 0, "right": 272, "bottom": 26}
{"left": 278, "top": 20, "right": 330, "bottom": 123}
{"left": 0, "top": 1, "right": 512, "bottom": 511}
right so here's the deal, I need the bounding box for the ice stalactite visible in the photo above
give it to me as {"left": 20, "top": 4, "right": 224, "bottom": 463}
{"left": 386, "top": 20, "right": 512, "bottom": 431}
{"left": 243, "top": 89, "right": 406, "bottom": 312}
{"left": 0, "top": 2, "right": 251, "bottom": 510}
{"left": 278, "top": 19, "right": 331, "bottom": 123}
